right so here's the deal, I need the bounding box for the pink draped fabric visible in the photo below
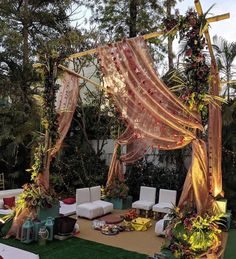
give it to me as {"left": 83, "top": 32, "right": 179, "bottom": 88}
{"left": 208, "top": 63, "right": 222, "bottom": 197}
{"left": 97, "top": 37, "right": 212, "bottom": 214}
{"left": 50, "top": 72, "right": 80, "bottom": 157}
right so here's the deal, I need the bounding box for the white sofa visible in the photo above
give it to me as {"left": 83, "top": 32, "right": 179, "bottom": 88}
{"left": 0, "top": 188, "right": 23, "bottom": 214}
{"left": 76, "top": 186, "right": 113, "bottom": 219}
{"left": 59, "top": 201, "right": 76, "bottom": 216}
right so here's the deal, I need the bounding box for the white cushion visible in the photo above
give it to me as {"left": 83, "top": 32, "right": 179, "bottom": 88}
{"left": 59, "top": 201, "right": 76, "bottom": 216}
{"left": 90, "top": 186, "right": 101, "bottom": 202}
{"left": 155, "top": 218, "right": 170, "bottom": 236}
{"left": 77, "top": 202, "right": 103, "bottom": 219}
{"left": 152, "top": 202, "right": 174, "bottom": 214}
{"left": 0, "top": 243, "right": 39, "bottom": 259}
{"left": 0, "top": 189, "right": 23, "bottom": 200}
{"left": 0, "top": 208, "right": 13, "bottom": 215}
{"left": 132, "top": 200, "right": 155, "bottom": 210}
{"left": 76, "top": 188, "right": 90, "bottom": 204}
{"left": 93, "top": 200, "right": 113, "bottom": 214}
{"left": 140, "top": 186, "right": 156, "bottom": 203}
{"left": 159, "top": 189, "right": 177, "bottom": 205}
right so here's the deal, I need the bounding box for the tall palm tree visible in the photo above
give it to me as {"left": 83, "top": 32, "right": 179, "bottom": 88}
{"left": 213, "top": 35, "right": 236, "bottom": 101}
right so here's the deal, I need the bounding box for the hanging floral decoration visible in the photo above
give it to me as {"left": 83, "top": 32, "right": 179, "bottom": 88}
{"left": 162, "top": 9, "right": 224, "bottom": 116}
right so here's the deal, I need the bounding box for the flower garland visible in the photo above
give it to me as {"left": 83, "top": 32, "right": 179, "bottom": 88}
{"left": 163, "top": 9, "right": 212, "bottom": 116}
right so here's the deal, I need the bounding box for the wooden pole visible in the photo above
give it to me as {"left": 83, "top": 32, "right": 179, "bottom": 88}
{"left": 195, "top": 0, "right": 223, "bottom": 198}
{"left": 58, "top": 65, "right": 103, "bottom": 89}
{"left": 65, "top": 12, "right": 229, "bottom": 61}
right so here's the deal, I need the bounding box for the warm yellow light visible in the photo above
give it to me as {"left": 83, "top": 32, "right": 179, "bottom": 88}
{"left": 0, "top": 218, "right": 5, "bottom": 224}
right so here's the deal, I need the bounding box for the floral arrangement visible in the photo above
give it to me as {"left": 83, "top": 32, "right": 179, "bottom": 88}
{"left": 105, "top": 177, "right": 129, "bottom": 199}
{"left": 123, "top": 209, "right": 138, "bottom": 221}
{"left": 161, "top": 207, "right": 225, "bottom": 258}
{"left": 162, "top": 9, "right": 224, "bottom": 118}
{"left": 16, "top": 183, "right": 58, "bottom": 210}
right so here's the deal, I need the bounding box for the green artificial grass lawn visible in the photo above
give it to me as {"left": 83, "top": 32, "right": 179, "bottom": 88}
{"left": 224, "top": 229, "right": 236, "bottom": 259}
{"left": 0, "top": 237, "right": 147, "bottom": 259}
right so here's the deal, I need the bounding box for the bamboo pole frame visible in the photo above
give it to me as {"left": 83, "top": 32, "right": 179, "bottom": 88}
{"left": 58, "top": 64, "right": 102, "bottom": 89}
{"left": 66, "top": 12, "right": 229, "bottom": 61}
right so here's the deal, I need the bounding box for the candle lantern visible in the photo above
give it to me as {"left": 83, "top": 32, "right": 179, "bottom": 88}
{"left": 38, "top": 226, "right": 49, "bottom": 246}
{"left": 45, "top": 217, "right": 54, "bottom": 241}
{"left": 34, "top": 221, "right": 43, "bottom": 241}
{"left": 21, "top": 218, "right": 34, "bottom": 244}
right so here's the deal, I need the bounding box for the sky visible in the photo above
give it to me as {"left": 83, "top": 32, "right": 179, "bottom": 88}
{"left": 73, "top": 1, "right": 235, "bottom": 43}
{"left": 176, "top": 0, "right": 236, "bottom": 42}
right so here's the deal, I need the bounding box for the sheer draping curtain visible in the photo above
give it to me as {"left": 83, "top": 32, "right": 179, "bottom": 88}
{"left": 50, "top": 72, "right": 80, "bottom": 158}
{"left": 97, "top": 37, "right": 212, "bottom": 214}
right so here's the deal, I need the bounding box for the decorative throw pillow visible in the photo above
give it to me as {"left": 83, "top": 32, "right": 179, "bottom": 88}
{"left": 62, "top": 197, "right": 76, "bottom": 204}
{"left": 3, "top": 196, "right": 15, "bottom": 209}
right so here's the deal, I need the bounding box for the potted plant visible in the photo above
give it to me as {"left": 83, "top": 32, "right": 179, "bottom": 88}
{"left": 17, "top": 183, "right": 59, "bottom": 221}
{"left": 161, "top": 206, "right": 225, "bottom": 258}
{"left": 104, "top": 178, "right": 132, "bottom": 209}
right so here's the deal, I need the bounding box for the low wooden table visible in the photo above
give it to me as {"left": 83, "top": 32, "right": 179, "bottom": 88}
{"left": 131, "top": 217, "right": 152, "bottom": 231}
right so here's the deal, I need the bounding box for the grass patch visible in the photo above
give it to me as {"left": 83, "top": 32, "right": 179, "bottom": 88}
{"left": 224, "top": 229, "right": 236, "bottom": 259}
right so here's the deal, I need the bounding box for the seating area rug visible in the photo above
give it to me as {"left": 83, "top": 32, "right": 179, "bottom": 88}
{"left": 0, "top": 237, "right": 147, "bottom": 259}
{"left": 224, "top": 229, "right": 236, "bottom": 259}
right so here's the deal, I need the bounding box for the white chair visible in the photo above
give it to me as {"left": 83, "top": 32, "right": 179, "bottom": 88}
{"left": 90, "top": 186, "right": 113, "bottom": 214}
{"left": 132, "top": 186, "right": 156, "bottom": 217}
{"left": 76, "top": 187, "right": 90, "bottom": 205}
{"left": 76, "top": 187, "right": 103, "bottom": 219}
{"left": 76, "top": 187, "right": 113, "bottom": 219}
{"left": 152, "top": 189, "right": 177, "bottom": 218}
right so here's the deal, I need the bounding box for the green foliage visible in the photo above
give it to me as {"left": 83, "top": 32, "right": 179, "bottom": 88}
{"left": 76, "top": 0, "right": 167, "bottom": 63}
{"left": 80, "top": 0, "right": 165, "bottom": 39}
{"left": 213, "top": 35, "right": 236, "bottom": 101}
{"left": 222, "top": 100, "right": 236, "bottom": 219}
{"left": 50, "top": 154, "right": 108, "bottom": 197}
{"left": 79, "top": 89, "right": 123, "bottom": 141}
{"left": 50, "top": 139, "right": 108, "bottom": 196}
{"left": 0, "top": 0, "right": 79, "bottom": 186}
{"left": 126, "top": 150, "right": 187, "bottom": 201}
{"left": 17, "top": 183, "right": 58, "bottom": 210}
{"left": 26, "top": 144, "right": 44, "bottom": 182}
{"left": 48, "top": 86, "right": 122, "bottom": 196}
{"left": 162, "top": 207, "right": 224, "bottom": 258}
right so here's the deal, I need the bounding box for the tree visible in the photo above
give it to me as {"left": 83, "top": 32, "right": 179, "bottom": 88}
{"left": 0, "top": 0, "right": 80, "bottom": 186}
{"left": 76, "top": 0, "right": 168, "bottom": 64}
{"left": 164, "top": 0, "right": 183, "bottom": 70}
{"left": 213, "top": 35, "right": 236, "bottom": 101}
